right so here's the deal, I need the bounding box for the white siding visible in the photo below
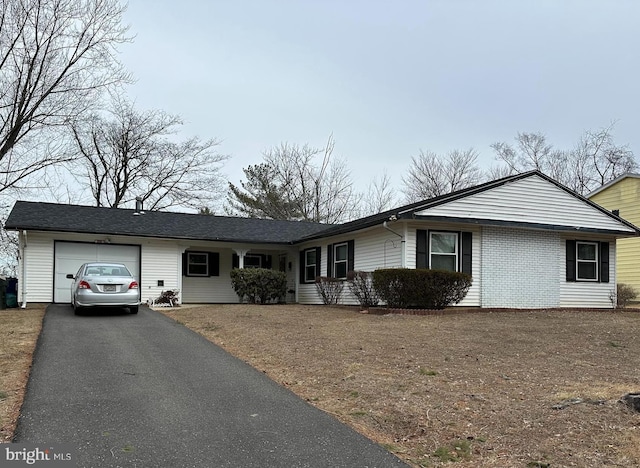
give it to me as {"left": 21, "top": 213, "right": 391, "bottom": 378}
{"left": 297, "top": 226, "right": 404, "bottom": 305}
{"left": 140, "top": 241, "right": 181, "bottom": 304}
{"left": 21, "top": 233, "right": 54, "bottom": 303}
{"left": 418, "top": 174, "right": 635, "bottom": 233}
{"left": 560, "top": 240, "right": 616, "bottom": 308}
{"left": 298, "top": 223, "right": 481, "bottom": 307}
{"left": 405, "top": 222, "right": 481, "bottom": 307}
{"left": 481, "top": 227, "right": 560, "bottom": 308}
{"left": 182, "top": 249, "right": 239, "bottom": 303}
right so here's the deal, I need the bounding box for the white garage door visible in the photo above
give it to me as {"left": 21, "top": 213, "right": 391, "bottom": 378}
{"left": 54, "top": 242, "right": 141, "bottom": 303}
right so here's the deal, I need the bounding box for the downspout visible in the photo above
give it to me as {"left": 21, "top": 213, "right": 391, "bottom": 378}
{"left": 20, "top": 230, "right": 27, "bottom": 308}
{"left": 383, "top": 219, "right": 405, "bottom": 267}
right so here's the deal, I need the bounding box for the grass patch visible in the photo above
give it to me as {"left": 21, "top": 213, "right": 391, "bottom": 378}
{"left": 419, "top": 368, "right": 437, "bottom": 376}
{"left": 0, "top": 307, "right": 46, "bottom": 442}
{"left": 432, "top": 440, "right": 471, "bottom": 463}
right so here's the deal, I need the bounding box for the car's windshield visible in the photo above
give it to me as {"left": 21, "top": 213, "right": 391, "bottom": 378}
{"left": 83, "top": 265, "right": 132, "bottom": 277}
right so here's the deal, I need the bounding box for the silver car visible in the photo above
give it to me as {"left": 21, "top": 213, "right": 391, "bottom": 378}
{"left": 66, "top": 262, "right": 140, "bottom": 315}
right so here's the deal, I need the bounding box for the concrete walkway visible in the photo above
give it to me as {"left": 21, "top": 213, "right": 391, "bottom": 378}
{"left": 14, "top": 305, "right": 408, "bottom": 467}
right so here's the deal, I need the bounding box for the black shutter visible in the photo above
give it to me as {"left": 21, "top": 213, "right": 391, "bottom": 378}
{"left": 208, "top": 252, "right": 220, "bottom": 276}
{"left": 232, "top": 253, "right": 239, "bottom": 269}
{"left": 566, "top": 240, "right": 576, "bottom": 282}
{"left": 347, "top": 240, "right": 355, "bottom": 273}
{"left": 264, "top": 254, "right": 272, "bottom": 270}
{"left": 315, "top": 247, "right": 322, "bottom": 278}
{"left": 416, "top": 230, "right": 428, "bottom": 269}
{"left": 182, "top": 252, "right": 188, "bottom": 276}
{"left": 461, "top": 232, "right": 472, "bottom": 275}
{"left": 600, "top": 241, "right": 610, "bottom": 283}
{"left": 327, "top": 244, "right": 334, "bottom": 277}
{"left": 299, "top": 250, "right": 306, "bottom": 284}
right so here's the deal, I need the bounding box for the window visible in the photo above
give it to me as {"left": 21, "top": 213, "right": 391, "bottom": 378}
{"left": 576, "top": 241, "right": 598, "bottom": 281}
{"left": 244, "top": 254, "right": 262, "bottom": 269}
{"left": 416, "top": 230, "right": 472, "bottom": 274}
{"left": 326, "top": 240, "right": 354, "bottom": 279}
{"left": 300, "top": 247, "right": 321, "bottom": 284}
{"left": 333, "top": 243, "right": 348, "bottom": 279}
{"left": 565, "top": 240, "right": 608, "bottom": 283}
{"left": 305, "top": 249, "right": 317, "bottom": 283}
{"left": 183, "top": 251, "right": 220, "bottom": 277}
{"left": 187, "top": 252, "right": 208, "bottom": 276}
{"left": 430, "top": 232, "right": 458, "bottom": 272}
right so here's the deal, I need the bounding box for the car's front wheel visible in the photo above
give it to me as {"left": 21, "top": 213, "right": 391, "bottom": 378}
{"left": 129, "top": 306, "right": 139, "bottom": 314}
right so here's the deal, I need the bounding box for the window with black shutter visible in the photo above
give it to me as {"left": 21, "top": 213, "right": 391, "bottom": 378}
{"left": 182, "top": 251, "right": 220, "bottom": 277}
{"left": 566, "top": 240, "right": 610, "bottom": 283}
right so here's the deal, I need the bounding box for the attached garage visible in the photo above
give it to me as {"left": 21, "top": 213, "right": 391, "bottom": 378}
{"left": 54, "top": 241, "right": 141, "bottom": 303}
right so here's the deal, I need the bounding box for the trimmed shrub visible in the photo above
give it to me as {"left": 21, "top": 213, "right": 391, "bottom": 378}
{"left": 315, "top": 276, "right": 344, "bottom": 305}
{"left": 230, "top": 268, "right": 287, "bottom": 304}
{"left": 372, "top": 268, "right": 472, "bottom": 309}
{"left": 347, "top": 270, "right": 379, "bottom": 309}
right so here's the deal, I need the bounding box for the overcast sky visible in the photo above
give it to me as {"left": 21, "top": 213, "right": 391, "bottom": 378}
{"left": 119, "top": 0, "right": 640, "bottom": 195}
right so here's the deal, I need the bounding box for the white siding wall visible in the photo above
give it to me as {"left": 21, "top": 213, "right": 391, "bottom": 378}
{"left": 298, "top": 223, "right": 481, "bottom": 307}
{"left": 140, "top": 241, "right": 181, "bottom": 304}
{"left": 405, "top": 222, "right": 481, "bottom": 307}
{"left": 298, "top": 226, "right": 404, "bottom": 305}
{"left": 21, "top": 233, "right": 54, "bottom": 303}
{"left": 419, "top": 174, "right": 635, "bottom": 233}
{"left": 560, "top": 239, "right": 616, "bottom": 308}
{"left": 481, "top": 227, "right": 561, "bottom": 308}
{"left": 182, "top": 249, "right": 240, "bottom": 303}
{"left": 480, "top": 227, "right": 617, "bottom": 308}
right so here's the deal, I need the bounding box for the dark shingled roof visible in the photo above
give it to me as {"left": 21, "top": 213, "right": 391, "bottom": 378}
{"left": 5, "top": 201, "right": 332, "bottom": 244}
{"left": 7, "top": 171, "right": 639, "bottom": 244}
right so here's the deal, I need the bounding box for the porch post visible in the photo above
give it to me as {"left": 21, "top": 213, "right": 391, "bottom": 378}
{"left": 233, "top": 248, "right": 250, "bottom": 268}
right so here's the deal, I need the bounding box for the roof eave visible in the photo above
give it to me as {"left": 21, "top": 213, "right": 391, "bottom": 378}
{"left": 412, "top": 214, "right": 640, "bottom": 236}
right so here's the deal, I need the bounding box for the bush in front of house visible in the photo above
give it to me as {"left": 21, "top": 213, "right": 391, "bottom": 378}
{"left": 347, "top": 270, "right": 379, "bottom": 309}
{"left": 230, "top": 268, "right": 287, "bottom": 304}
{"left": 372, "top": 268, "right": 472, "bottom": 309}
{"left": 315, "top": 276, "right": 344, "bottom": 305}
{"left": 616, "top": 283, "right": 638, "bottom": 308}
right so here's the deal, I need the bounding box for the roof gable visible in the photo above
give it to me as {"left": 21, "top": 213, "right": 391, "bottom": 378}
{"left": 414, "top": 173, "right": 637, "bottom": 234}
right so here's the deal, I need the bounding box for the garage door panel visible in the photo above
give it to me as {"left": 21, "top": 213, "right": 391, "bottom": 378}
{"left": 54, "top": 242, "right": 140, "bottom": 303}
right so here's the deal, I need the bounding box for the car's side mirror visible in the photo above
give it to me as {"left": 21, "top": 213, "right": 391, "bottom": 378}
{"left": 66, "top": 274, "right": 74, "bottom": 279}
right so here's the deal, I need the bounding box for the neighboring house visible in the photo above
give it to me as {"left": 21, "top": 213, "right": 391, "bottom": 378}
{"left": 588, "top": 173, "right": 640, "bottom": 300}
{"left": 6, "top": 171, "right": 640, "bottom": 309}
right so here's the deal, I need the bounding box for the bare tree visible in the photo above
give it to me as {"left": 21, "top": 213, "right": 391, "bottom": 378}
{"left": 492, "top": 126, "right": 637, "bottom": 195}
{"left": 0, "top": 0, "right": 131, "bottom": 193}
{"left": 227, "top": 135, "right": 357, "bottom": 223}
{"left": 359, "top": 170, "right": 397, "bottom": 216}
{"left": 67, "top": 97, "right": 229, "bottom": 210}
{"left": 569, "top": 124, "right": 636, "bottom": 194}
{"left": 402, "top": 148, "right": 484, "bottom": 202}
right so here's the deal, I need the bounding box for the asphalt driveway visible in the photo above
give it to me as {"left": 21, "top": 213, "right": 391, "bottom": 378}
{"left": 13, "top": 304, "right": 407, "bottom": 467}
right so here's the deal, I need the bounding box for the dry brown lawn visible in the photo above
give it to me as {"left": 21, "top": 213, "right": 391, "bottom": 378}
{"left": 3, "top": 304, "right": 640, "bottom": 467}
{"left": 161, "top": 304, "right": 640, "bottom": 468}
{"left": 0, "top": 306, "right": 45, "bottom": 442}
